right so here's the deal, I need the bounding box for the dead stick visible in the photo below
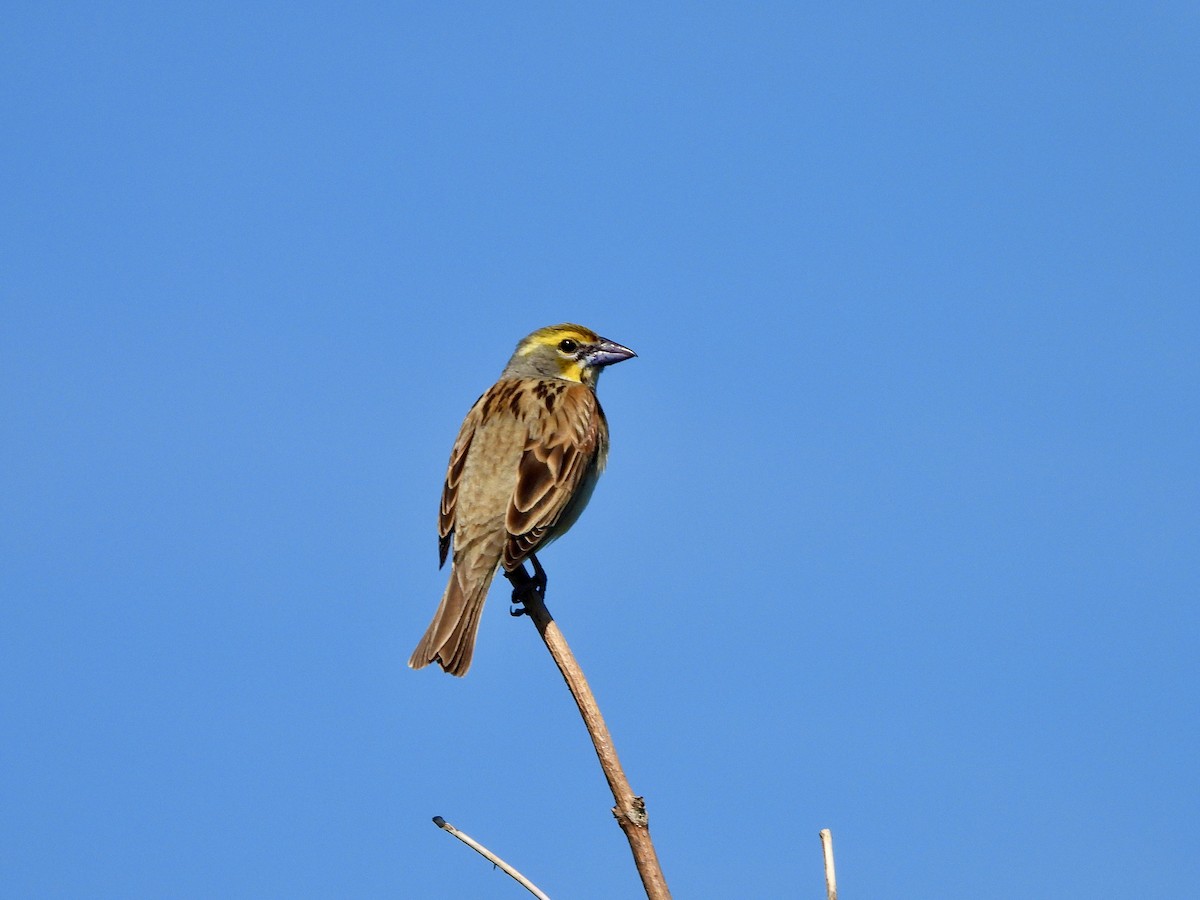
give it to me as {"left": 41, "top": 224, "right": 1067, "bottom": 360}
{"left": 512, "top": 577, "right": 672, "bottom": 900}
{"left": 431, "top": 816, "right": 551, "bottom": 900}
{"left": 819, "top": 828, "right": 837, "bottom": 900}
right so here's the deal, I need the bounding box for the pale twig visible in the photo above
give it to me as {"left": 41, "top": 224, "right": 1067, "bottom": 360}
{"left": 431, "top": 816, "right": 551, "bottom": 900}
{"left": 507, "top": 563, "right": 672, "bottom": 900}
{"left": 819, "top": 828, "right": 837, "bottom": 900}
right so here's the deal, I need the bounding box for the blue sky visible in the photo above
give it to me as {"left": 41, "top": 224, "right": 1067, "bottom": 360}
{"left": 2, "top": 3, "right": 1197, "bottom": 897}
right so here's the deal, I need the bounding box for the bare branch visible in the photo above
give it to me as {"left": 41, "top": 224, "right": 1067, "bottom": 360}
{"left": 508, "top": 570, "right": 672, "bottom": 900}
{"left": 819, "top": 828, "right": 837, "bottom": 900}
{"left": 431, "top": 816, "right": 551, "bottom": 900}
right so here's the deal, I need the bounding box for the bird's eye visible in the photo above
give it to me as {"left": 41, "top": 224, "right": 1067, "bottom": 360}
{"left": 558, "top": 339, "right": 579, "bottom": 353}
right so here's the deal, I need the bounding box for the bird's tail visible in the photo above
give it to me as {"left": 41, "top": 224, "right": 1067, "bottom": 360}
{"left": 408, "top": 565, "right": 496, "bottom": 677}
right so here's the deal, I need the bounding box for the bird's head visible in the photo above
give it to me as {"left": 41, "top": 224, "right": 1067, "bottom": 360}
{"left": 504, "top": 324, "right": 637, "bottom": 386}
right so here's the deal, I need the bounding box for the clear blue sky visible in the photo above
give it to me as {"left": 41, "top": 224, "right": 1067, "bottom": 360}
{"left": 3, "top": 4, "right": 1197, "bottom": 897}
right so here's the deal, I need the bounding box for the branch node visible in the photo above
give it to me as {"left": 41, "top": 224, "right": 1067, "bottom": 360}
{"left": 613, "top": 797, "right": 649, "bottom": 829}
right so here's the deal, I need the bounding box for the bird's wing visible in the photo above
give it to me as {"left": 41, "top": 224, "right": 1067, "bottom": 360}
{"left": 438, "top": 394, "right": 484, "bottom": 567}
{"left": 502, "top": 384, "right": 607, "bottom": 570}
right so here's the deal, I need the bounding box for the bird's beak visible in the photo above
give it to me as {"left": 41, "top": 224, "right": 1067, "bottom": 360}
{"left": 586, "top": 338, "right": 637, "bottom": 368}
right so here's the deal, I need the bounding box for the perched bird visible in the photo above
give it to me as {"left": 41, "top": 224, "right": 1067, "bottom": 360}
{"left": 409, "top": 324, "right": 637, "bottom": 676}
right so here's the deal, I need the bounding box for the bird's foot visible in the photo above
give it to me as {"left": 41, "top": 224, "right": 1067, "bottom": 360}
{"left": 505, "top": 555, "right": 547, "bottom": 616}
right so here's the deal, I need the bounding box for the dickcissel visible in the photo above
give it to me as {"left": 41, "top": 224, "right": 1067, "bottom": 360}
{"left": 408, "top": 324, "right": 637, "bottom": 676}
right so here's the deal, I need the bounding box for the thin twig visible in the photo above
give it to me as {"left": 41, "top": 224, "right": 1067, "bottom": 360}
{"left": 819, "top": 828, "right": 837, "bottom": 900}
{"left": 431, "top": 815, "right": 551, "bottom": 900}
{"left": 511, "top": 577, "right": 672, "bottom": 900}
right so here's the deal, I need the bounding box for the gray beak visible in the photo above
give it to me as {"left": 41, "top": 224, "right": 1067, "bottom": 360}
{"left": 586, "top": 337, "right": 637, "bottom": 368}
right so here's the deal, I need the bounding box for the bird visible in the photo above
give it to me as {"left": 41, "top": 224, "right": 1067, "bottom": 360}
{"left": 408, "top": 324, "right": 637, "bottom": 676}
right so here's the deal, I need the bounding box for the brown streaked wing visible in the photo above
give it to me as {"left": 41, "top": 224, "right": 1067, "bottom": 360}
{"left": 438, "top": 394, "right": 485, "bottom": 567}
{"left": 502, "top": 384, "right": 604, "bottom": 569}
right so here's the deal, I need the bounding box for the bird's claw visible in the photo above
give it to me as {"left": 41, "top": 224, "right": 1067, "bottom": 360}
{"left": 504, "top": 556, "right": 547, "bottom": 616}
